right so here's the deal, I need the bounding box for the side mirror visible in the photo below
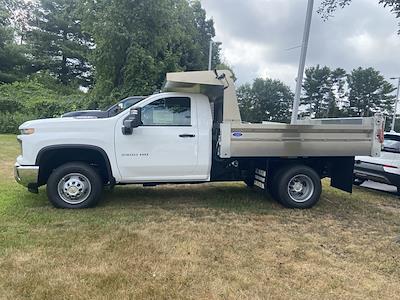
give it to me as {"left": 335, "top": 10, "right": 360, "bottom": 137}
{"left": 122, "top": 107, "right": 142, "bottom": 135}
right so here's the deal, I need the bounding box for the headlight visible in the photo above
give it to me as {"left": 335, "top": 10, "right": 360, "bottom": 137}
{"left": 20, "top": 128, "right": 35, "bottom": 135}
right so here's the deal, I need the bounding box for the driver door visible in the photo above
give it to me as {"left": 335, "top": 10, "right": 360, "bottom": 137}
{"left": 115, "top": 95, "right": 202, "bottom": 182}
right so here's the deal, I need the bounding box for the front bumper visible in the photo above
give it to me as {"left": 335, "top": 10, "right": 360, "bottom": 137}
{"left": 14, "top": 163, "right": 39, "bottom": 192}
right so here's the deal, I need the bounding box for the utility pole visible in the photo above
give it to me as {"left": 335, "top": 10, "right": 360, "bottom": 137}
{"left": 390, "top": 77, "right": 400, "bottom": 132}
{"left": 291, "top": 0, "right": 314, "bottom": 124}
{"left": 208, "top": 40, "right": 213, "bottom": 70}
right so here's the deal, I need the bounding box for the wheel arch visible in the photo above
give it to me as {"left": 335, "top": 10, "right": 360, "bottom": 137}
{"left": 35, "top": 144, "right": 115, "bottom": 186}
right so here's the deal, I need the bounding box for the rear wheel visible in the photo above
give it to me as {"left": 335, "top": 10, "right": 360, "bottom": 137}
{"left": 244, "top": 177, "right": 255, "bottom": 187}
{"left": 47, "top": 162, "right": 103, "bottom": 208}
{"left": 273, "top": 165, "right": 322, "bottom": 209}
{"left": 269, "top": 169, "right": 285, "bottom": 202}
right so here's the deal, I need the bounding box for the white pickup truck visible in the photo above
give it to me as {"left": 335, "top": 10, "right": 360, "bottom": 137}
{"left": 14, "top": 70, "right": 384, "bottom": 209}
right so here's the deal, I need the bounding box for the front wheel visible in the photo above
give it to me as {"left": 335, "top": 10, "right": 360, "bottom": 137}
{"left": 47, "top": 162, "right": 103, "bottom": 208}
{"left": 273, "top": 165, "right": 322, "bottom": 209}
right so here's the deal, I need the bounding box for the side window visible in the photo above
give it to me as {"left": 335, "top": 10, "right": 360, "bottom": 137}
{"left": 142, "top": 97, "right": 191, "bottom": 126}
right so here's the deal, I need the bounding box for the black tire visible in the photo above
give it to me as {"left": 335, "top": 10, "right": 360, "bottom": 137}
{"left": 268, "top": 168, "right": 286, "bottom": 202}
{"left": 244, "top": 177, "right": 255, "bottom": 187}
{"left": 273, "top": 165, "right": 322, "bottom": 209}
{"left": 46, "top": 162, "right": 103, "bottom": 209}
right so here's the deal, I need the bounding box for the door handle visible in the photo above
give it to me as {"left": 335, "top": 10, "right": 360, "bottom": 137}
{"left": 179, "top": 134, "right": 196, "bottom": 138}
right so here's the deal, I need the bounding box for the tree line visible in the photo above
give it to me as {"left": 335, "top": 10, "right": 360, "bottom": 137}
{"left": 1, "top": 0, "right": 221, "bottom": 92}
{"left": 0, "top": 0, "right": 224, "bottom": 132}
{"left": 238, "top": 65, "right": 396, "bottom": 125}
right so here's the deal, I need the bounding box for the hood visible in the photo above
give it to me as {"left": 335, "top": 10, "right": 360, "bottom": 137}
{"left": 18, "top": 116, "right": 115, "bottom": 132}
{"left": 19, "top": 117, "right": 78, "bottom": 129}
{"left": 61, "top": 110, "right": 107, "bottom": 118}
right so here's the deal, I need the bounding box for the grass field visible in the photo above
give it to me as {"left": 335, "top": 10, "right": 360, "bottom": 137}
{"left": 0, "top": 134, "right": 400, "bottom": 299}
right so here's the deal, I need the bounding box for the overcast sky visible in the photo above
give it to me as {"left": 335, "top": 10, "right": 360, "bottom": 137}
{"left": 200, "top": 0, "right": 400, "bottom": 90}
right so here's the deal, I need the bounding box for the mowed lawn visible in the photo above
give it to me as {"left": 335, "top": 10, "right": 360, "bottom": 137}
{"left": 0, "top": 134, "right": 400, "bottom": 299}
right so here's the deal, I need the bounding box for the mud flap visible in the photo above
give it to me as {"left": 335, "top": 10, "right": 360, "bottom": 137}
{"left": 330, "top": 157, "right": 355, "bottom": 193}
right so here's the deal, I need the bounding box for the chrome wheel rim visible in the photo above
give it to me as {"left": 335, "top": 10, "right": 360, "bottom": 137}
{"left": 57, "top": 173, "right": 91, "bottom": 204}
{"left": 287, "top": 174, "right": 314, "bottom": 203}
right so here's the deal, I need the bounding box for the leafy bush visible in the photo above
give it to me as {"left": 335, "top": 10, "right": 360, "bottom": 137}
{"left": 0, "top": 98, "right": 23, "bottom": 113}
{"left": 0, "top": 80, "right": 89, "bottom": 133}
{"left": 0, "top": 112, "right": 34, "bottom": 134}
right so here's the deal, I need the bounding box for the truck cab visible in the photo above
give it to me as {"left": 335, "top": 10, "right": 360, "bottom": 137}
{"left": 115, "top": 93, "right": 212, "bottom": 182}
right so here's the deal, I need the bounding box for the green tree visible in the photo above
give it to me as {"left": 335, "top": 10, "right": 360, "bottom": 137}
{"left": 2, "top": 0, "right": 34, "bottom": 43}
{"left": 0, "top": 2, "right": 30, "bottom": 83}
{"left": 302, "top": 65, "right": 332, "bottom": 118}
{"left": 80, "top": 0, "right": 219, "bottom": 107}
{"left": 0, "top": 79, "right": 88, "bottom": 133}
{"left": 237, "top": 83, "right": 255, "bottom": 122}
{"left": 237, "top": 78, "right": 293, "bottom": 123}
{"left": 190, "top": 1, "right": 221, "bottom": 69}
{"left": 27, "top": 0, "right": 93, "bottom": 87}
{"left": 318, "top": 0, "right": 400, "bottom": 32}
{"left": 301, "top": 65, "right": 347, "bottom": 118}
{"left": 330, "top": 67, "right": 347, "bottom": 105}
{"left": 347, "top": 67, "right": 396, "bottom": 117}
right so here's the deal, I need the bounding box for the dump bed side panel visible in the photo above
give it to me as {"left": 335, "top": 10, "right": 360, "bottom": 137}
{"left": 219, "top": 117, "right": 383, "bottom": 158}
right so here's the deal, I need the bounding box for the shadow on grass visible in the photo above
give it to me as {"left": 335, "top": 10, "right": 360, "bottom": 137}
{"left": 1, "top": 182, "right": 283, "bottom": 229}
{"left": 100, "top": 182, "right": 278, "bottom": 214}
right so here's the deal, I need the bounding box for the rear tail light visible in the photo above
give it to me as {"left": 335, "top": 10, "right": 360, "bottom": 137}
{"left": 377, "top": 127, "right": 384, "bottom": 144}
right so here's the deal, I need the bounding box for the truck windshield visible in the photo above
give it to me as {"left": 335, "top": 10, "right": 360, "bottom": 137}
{"left": 107, "top": 96, "right": 146, "bottom": 117}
